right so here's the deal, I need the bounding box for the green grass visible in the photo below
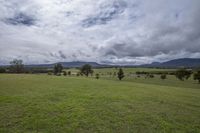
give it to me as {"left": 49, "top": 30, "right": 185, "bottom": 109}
{"left": 0, "top": 74, "right": 200, "bottom": 133}
{"left": 66, "top": 67, "right": 199, "bottom": 89}
{"left": 65, "top": 68, "right": 175, "bottom": 75}
{"left": 102, "top": 75, "right": 200, "bottom": 89}
{"left": 94, "top": 67, "right": 175, "bottom": 74}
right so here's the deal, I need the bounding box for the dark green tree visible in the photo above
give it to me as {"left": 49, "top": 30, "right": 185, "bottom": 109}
{"left": 0, "top": 67, "right": 6, "bottom": 73}
{"left": 54, "top": 63, "right": 63, "bottom": 75}
{"left": 9, "top": 59, "right": 24, "bottom": 73}
{"left": 175, "top": 69, "right": 192, "bottom": 81}
{"left": 63, "top": 71, "right": 67, "bottom": 76}
{"left": 160, "top": 74, "right": 167, "bottom": 80}
{"left": 95, "top": 73, "right": 100, "bottom": 79}
{"left": 48, "top": 72, "right": 52, "bottom": 75}
{"left": 117, "top": 68, "right": 125, "bottom": 80}
{"left": 113, "top": 72, "right": 117, "bottom": 77}
{"left": 80, "top": 64, "right": 93, "bottom": 77}
{"left": 68, "top": 71, "right": 71, "bottom": 76}
{"left": 193, "top": 70, "right": 200, "bottom": 83}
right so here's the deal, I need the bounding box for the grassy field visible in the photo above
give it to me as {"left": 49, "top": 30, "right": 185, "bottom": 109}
{"left": 66, "top": 68, "right": 199, "bottom": 89}
{"left": 0, "top": 72, "right": 200, "bottom": 132}
{"left": 93, "top": 68, "right": 175, "bottom": 74}
{"left": 65, "top": 68, "right": 175, "bottom": 75}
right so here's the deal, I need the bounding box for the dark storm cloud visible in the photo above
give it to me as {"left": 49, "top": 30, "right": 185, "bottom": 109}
{"left": 104, "top": 23, "right": 200, "bottom": 58}
{"left": 58, "top": 50, "right": 67, "bottom": 59}
{"left": 101, "top": 0, "right": 200, "bottom": 63}
{"left": 5, "top": 13, "right": 36, "bottom": 26}
{"left": 82, "top": 0, "right": 127, "bottom": 27}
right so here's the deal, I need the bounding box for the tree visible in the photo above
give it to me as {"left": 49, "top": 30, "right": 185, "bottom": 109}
{"left": 48, "top": 72, "right": 52, "bottom": 75}
{"left": 175, "top": 69, "right": 192, "bottom": 81}
{"left": 113, "top": 72, "right": 117, "bottom": 77}
{"left": 63, "top": 71, "right": 67, "bottom": 76}
{"left": 117, "top": 68, "right": 125, "bottom": 80}
{"left": 80, "top": 64, "right": 93, "bottom": 77}
{"left": 193, "top": 70, "right": 200, "bottom": 83}
{"left": 9, "top": 59, "right": 24, "bottom": 73}
{"left": 160, "top": 74, "right": 167, "bottom": 80}
{"left": 76, "top": 72, "right": 80, "bottom": 76}
{"left": 150, "top": 74, "right": 154, "bottom": 78}
{"left": 0, "top": 67, "right": 6, "bottom": 73}
{"left": 146, "top": 74, "right": 154, "bottom": 78}
{"left": 95, "top": 73, "right": 100, "bottom": 79}
{"left": 68, "top": 71, "right": 71, "bottom": 76}
{"left": 54, "top": 63, "right": 63, "bottom": 75}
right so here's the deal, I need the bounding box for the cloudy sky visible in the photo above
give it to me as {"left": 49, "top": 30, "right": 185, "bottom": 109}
{"left": 0, "top": 0, "right": 200, "bottom": 65}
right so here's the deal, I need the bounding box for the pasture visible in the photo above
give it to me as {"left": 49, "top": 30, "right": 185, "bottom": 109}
{"left": 0, "top": 68, "right": 200, "bottom": 133}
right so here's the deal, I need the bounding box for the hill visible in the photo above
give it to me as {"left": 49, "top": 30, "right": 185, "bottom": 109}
{"left": 26, "top": 61, "right": 107, "bottom": 68}
{"left": 140, "top": 58, "right": 200, "bottom": 68}
{"left": 1, "top": 58, "right": 200, "bottom": 68}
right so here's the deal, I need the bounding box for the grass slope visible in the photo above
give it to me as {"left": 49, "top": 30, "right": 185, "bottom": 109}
{"left": 103, "top": 75, "right": 200, "bottom": 89}
{"left": 0, "top": 74, "right": 200, "bottom": 133}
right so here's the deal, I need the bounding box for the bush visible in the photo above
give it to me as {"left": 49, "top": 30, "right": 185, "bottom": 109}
{"left": 136, "top": 71, "right": 149, "bottom": 75}
{"left": 56, "top": 73, "right": 61, "bottom": 76}
{"left": 0, "top": 68, "right": 6, "bottom": 73}
{"left": 48, "top": 72, "right": 52, "bottom": 75}
{"left": 149, "top": 74, "right": 154, "bottom": 78}
{"left": 118, "top": 68, "right": 125, "bottom": 80}
{"left": 68, "top": 71, "right": 71, "bottom": 76}
{"left": 54, "top": 63, "right": 63, "bottom": 75}
{"left": 80, "top": 64, "right": 93, "bottom": 77}
{"left": 193, "top": 71, "right": 200, "bottom": 83}
{"left": 95, "top": 73, "right": 100, "bottom": 79}
{"left": 9, "top": 59, "right": 24, "bottom": 73}
{"left": 113, "top": 72, "right": 117, "bottom": 77}
{"left": 63, "top": 71, "right": 67, "bottom": 76}
{"left": 30, "top": 69, "right": 52, "bottom": 74}
{"left": 144, "top": 73, "right": 154, "bottom": 79}
{"left": 76, "top": 73, "right": 80, "bottom": 76}
{"left": 160, "top": 74, "right": 167, "bottom": 80}
{"left": 175, "top": 69, "right": 192, "bottom": 81}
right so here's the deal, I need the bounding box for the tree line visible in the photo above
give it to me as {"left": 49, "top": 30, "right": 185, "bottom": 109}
{"left": 0, "top": 59, "right": 200, "bottom": 83}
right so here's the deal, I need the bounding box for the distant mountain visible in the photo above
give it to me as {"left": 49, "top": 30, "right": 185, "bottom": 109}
{"left": 141, "top": 58, "right": 200, "bottom": 68}
{"left": 57, "top": 62, "right": 104, "bottom": 68}
{"left": 2, "top": 58, "right": 200, "bottom": 68}
{"left": 25, "top": 61, "right": 108, "bottom": 68}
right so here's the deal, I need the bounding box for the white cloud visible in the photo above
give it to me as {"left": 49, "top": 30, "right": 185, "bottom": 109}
{"left": 0, "top": 0, "right": 200, "bottom": 65}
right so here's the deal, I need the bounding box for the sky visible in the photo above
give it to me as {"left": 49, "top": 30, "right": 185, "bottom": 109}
{"left": 0, "top": 0, "right": 200, "bottom": 65}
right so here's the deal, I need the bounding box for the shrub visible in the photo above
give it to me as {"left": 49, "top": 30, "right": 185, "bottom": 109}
{"left": 30, "top": 69, "right": 52, "bottom": 74}
{"left": 48, "top": 72, "right": 52, "bottom": 75}
{"left": 63, "top": 71, "right": 67, "bottom": 76}
{"left": 118, "top": 68, "right": 125, "bottom": 80}
{"left": 54, "top": 63, "right": 63, "bottom": 75}
{"left": 113, "top": 72, "right": 117, "bottom": 77}
{"left": 56, "top": 73, "right": 61, "bottom": 76}
{"left": 160, "top": 74, "right": 167, "bottom": 80}
{"left": 0, "top": 68, "right": 6, "bottom": 73}
{"left": 9, "top": 59, "right": 24, "bottom": 73}
{"left": 80, "top": 64, "right": 93, "bottom": 77}
{"left": 193, "top": 71, "right": 200, "bottom": 83}
{"left": 76, "top": 73, "right": 80, "bottom": 76}
{"left": 149, "top": 74, "right": 154, "bottom": 78}
{"left": 68, "top": 71, "right": 71, "bottom": 76}
{"left": 175, "top": 69, "right": 192, "bottom": 81}
{"left": 95, "top": 73, "right": 100, "bottom": 79}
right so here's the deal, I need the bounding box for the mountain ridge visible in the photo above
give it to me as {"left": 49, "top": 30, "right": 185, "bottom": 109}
{"left": 1, "top": 58, "right": 200, "bottom": 68}
{"left": 140, "top": 58, "right": 200, "bottom": 68}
